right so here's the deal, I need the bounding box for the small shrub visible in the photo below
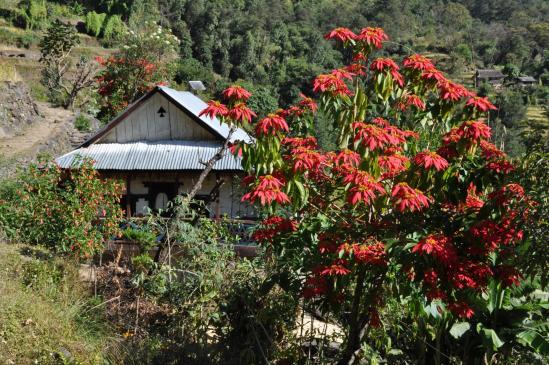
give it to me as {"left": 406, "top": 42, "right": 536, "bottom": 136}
{"left": 74, "top": 114, "right": 91, "bottom": 132}
{"left": 101, "top": 15, "right": 125, "bottom": 43}
{"left": 84, "top": 11, "right": 106, "bottom": 37}
{"left": 19, "top": 0, "right": 47, "bottom": 30}
{"left": 4, "top": 158, "right": 124, "bottom": 258}
{"left": 16, "top": 31, "right": 38, "bottom": 48}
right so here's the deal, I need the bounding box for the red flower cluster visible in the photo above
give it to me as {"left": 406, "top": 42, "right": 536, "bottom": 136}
{"left": 345, "top": 171, "right": 386, "bottom": 205}
{"left": 242, "top": 175, "right": 290, "bottom": 205}
{"left": 313, "top": 72, "right": 352, "bottom": 96}
{"left": 391, "top": 183, "right": 430, "bottom": 212}
{"left": 255, "top": 114, "right": 289, "bottom": 136}
{"left": 464, "top": 183, "right": 484, "bottom": 211}
{"left": 227, "top": 102, "right": 256, "bottom": 124}
{"left": 448, "top": 301, "right": 474, "bottom": 319}
{"left": 199, "top": 100, "right": 228, "bottom": 119}
{"left": 412, "top": 234, "right": 457, "bottom": 266}
{"left": 437, "top": 80, "right": 471, "bottom": 102}
{"left": 353, "top": 241, "right": 387, "bottom": 266}
{"left": 290, "top": 147, "right": 327, "bottom": 174}
{"left": 486, "top": 159, "right": 515, "bottom": 174}
{"left": 403, "top": 54, "right": 435, "bottom": 71}
{"left": 370, "top": 58, "right": 404, "bottom": 87}
{"left": 352, "top": 122, "right": 410, "bottom": 150}
{"left": 222, "top": 85, "right": 252, "bottom": 101}
{"left": 466, "top": 96, "right": 497, "bottom": 112}
{"left": 413, "top": 151, "right": 449, "bottom": 171}
{"left": 298, "top": 93, "right": 318, "bottom": 113}
{"left": 480, "top": 140, "right": 505, "bottom": 160}
{"left": 404, "top": 94, "right": 426, "bottom": 110}
{"left": 333, "top": 149, "right": 361, "bottom": 169}
{"left": 488, "top": 183, "right": 525, "bottom": 206}
{"left": 252, "top": 216, "right": 298, "bottom": 243}
{"left": 302, "top": 275, "right": 329, "bottom": 298}
{"left": 378, "top": 149, "right": 409, "bottom": 178}
{"left": 357, "top": 27, "right": 388, "bottom": 49}
{"left": 321, "top": 259, "right": 351, "bottom": 276}
{"left": 456, "top": 120, "right": 491, "bottom": 141}
{"left": 324, "top": 27, "right": 356, "bottom": 43}
{"left": 283, "top": 136, "right": 318, "bottom": 149}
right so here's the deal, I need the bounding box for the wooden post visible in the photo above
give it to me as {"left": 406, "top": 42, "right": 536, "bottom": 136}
{"left": 126, "top": 175, "right": 132, "bottom": 219}
{"left": 215, "top": 173, "right": 221, "bottom": 219}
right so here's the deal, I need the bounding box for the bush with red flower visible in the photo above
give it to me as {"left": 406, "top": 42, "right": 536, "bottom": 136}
{"left": 95, "top": 24, "right": 179, "bottom": 122}
{"left": 202, "top": 26, "right": 533, "bottom": 363}
{"left": 1, "top": 158, "right": 123, "bottom": 258}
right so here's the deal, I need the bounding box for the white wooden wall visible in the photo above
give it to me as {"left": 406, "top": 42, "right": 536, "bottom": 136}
{"left": 99, "top": 93, "right": 217, "bottom": 143}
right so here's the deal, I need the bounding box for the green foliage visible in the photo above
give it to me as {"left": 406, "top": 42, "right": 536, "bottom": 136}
{"left": 19, "top": 0, "right": 47, "bottom": 30}
{"left": 73, "top": 114, "right": 91, "bottom": 132}
{"left": 174, "top": 57, "right": 214, "bottom": 89}
{"left": 101, "top": 14, "right": 125, "bottom": 43}
{"left": 515, "top": 149, "right": 549, "bottom": 286}
{"left": 0, "top": 244, "right": 117, "bottom": 364}
{"left": 84, "top": 11, "right": 106, "bottom": 37}
{"left": 119, "top": 203, "right": 297, "bottom": 364}
{"left": 39, "top": 19, "right": 79, "bottom": 106}
{"left": 0, "top": 158, "right": 123, "bottom": 258}
{"left": 96, "top": 23, "right": 178, "bottom": 121}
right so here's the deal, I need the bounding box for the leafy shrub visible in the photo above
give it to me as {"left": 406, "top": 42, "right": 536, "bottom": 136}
{"left": 96, "top": 23, "right": 178, "bottom": 121}
{"left": 101, "top": 14, "right": 125, "bottom": 43}
{"left": 74, "top": 114, "right": 91, "bottom": 132}
{"left": 1, "top": 158, "right": 123, "bottom": 258}
{"left": 85, "top": 11, "right": 106, "bottom": 37}
{"left": 19, "top": 0, "right": 47, "bottom": 30}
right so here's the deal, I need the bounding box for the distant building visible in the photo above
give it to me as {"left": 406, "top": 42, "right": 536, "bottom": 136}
{"left": 56, "top": 86, "right": 255, "bottom": 219}
{"left": 516, "top": 76, "right": 536, "bottom": 87}
{"left": 474, "top": 69, "right": 505, "bottom": 88}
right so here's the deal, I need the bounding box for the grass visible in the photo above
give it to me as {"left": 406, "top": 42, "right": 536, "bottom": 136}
{"left": 0, "top": 243, "right": 121, "bottom": 364}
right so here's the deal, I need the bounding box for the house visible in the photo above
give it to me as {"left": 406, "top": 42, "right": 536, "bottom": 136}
{"left": 474, "top": 69, "right": 505, "bottom": 88}
{"left": 56, "top": 86, "right": 255, "bottom": 219}
{"left": 516, "top": 76, "right": 536, "bottom": 87}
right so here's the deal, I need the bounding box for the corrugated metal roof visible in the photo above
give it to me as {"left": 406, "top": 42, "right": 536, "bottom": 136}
{"left": 55, "top": 141, "right": 243, "bottom": 171}
{"left": 158, "top": 86, "right": 252, "bottom": 143}
{"left": 517, "top": 76, "right": 536, "bottom": 82}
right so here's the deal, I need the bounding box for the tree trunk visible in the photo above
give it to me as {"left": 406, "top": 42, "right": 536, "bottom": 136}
{"left": 185, "top": 126, "right": 236, "bottom": 202}
{"left": 336, "top": 268, "right": 368, "bottom": 365}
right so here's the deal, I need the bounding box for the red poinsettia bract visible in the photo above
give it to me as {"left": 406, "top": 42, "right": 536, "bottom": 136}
{"left": 255, "top": 114, "right": 289, "bottom": 136}
{"left": 324, "top": 27, "right": 357, "bottom": 43}
{"left": 466, "top": 96, "right": 497, "bottom": 112}
{"left": 357, "top": 27, "right": 388, "bottom": 49}
{"left": 199, "top": 100, "right": 228, "bottom": 119}
{"left": 413, "top": 151, "right": 449, "bottom": 171}
{"left": 403, "top": 54, "right": 435, "bottom": 71}
{"left": 227, "top": 102, "right": 256, "bottom": 124}
{"left": 391, "top": 183, "right": 430, "bottom": 212}
{"left": 242, "top": 175, "right": 290, "bottom": 206}
{"left": 252, "top": 216, "right": 298, "bottom": 243}
{"left": 222, "top": 85, "right": 252, "bottom": 101}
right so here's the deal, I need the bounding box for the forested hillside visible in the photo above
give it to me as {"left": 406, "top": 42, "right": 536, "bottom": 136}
{"left": 1, "top": 0, "right": 547, "bottom": 157}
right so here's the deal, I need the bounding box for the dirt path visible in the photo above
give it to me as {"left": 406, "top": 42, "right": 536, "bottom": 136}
{"left": 0, "top": 102, "right": 74, "bottom": 159}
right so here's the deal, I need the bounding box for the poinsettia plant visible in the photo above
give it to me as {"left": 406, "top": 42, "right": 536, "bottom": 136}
{"left": 201, "top": 27, "right": 532, "bottom": 363}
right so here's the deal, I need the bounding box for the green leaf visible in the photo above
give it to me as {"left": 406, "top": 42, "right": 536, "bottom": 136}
{"left": 517, "top": 329, "right": 549, "bottom": 355}
{"left": 477, "top": 324, "right": 504, "bottom": 351}
{"left": 450, "top": 322, "right": 471, "bottom": 339}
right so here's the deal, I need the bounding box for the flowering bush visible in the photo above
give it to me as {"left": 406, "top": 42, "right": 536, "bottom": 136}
{"left": 203, "top": 26, "right": 534, "bottom": 363}
{"left": 2, "top": 158, "right": 123, "bottom": 258}
{"left": 96, "top": 23, "right": 179, "bottom": 122}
